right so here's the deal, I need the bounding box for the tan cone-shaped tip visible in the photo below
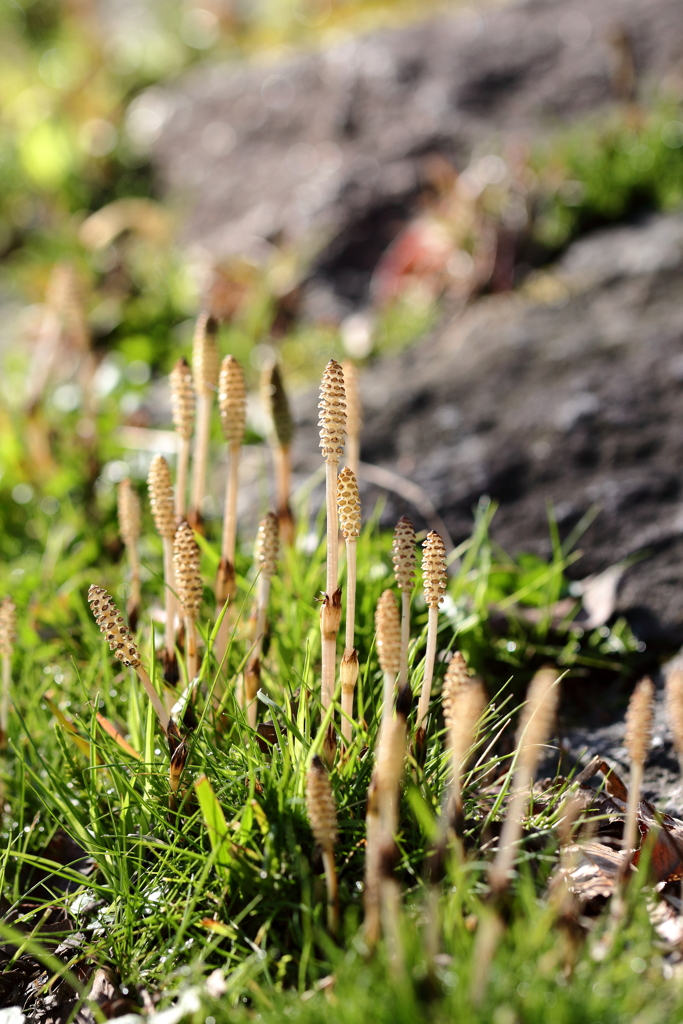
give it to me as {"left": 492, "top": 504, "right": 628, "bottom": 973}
{"left": 148, "top": 455, "right": 176, "bottom": 538}
{"left": 192, "top": 313, "right": 220, "bottom": 396}
{"left": 117, "top": 479, "right": 141, "bottom": 548}
{"left": 318, "top": 359, "right": 346, "bottom": 464}
{"left": 0, "top": 598, "right": 17, "bottom": 658}
{"left": 376, "top": 589, "right": 401, "bottom": 676}
{"left": 306, "top": 755, "right": 338, "bottom": 850}
{"left": 337, "top": 467, "right": 361, "bottom": 539}
{"left": 666, "top": 668, "right": 683, "bottom": 757}
{"left": 88, "top": 585, "right": 140, "bottom": 669}
{"left": 422, "top": 531, "right": 447, "bottom": 609}
{"left": 442, "top": 651, "right": 470, "bottom": 729}
{"left": 625, "top": 676, "right": 655, "bottom": 767}
{"left": 218, "top": 354, "right": 247, "bottom": 447}
{"left": 173, "top": 522, "right": 203, "bottom": 620}
{"left": 516, "top": 666, "right": 560, "bottom": 771}
{"left": 447, "top": 676, "right": 487, "bottom": 770}
{"left": 261, "top": 361, "right": 294, "bottom": 449}
{"left": 169, "top": 358, "right": 195, "bottom": 440}
{"left": 392, "top": 517, "right": 416, "bottom": 592}
{"left": 255, "top": 512, "right": 279, "bottom": 580}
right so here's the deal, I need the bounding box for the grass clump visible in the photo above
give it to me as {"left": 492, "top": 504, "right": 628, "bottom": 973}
{"left": 0, "top": 333, "right": 678, "bottom": 1024}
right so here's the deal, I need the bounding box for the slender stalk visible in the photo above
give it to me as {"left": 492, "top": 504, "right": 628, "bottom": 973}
{"left": 623, "top": 761, "right": 643, "bottom": 856}
{"left": 364, "top": 684, "right": 411, "bottom": 949}
{"left": 320, "top": 462, "right": 340, "bottom": 721}
{"left": 262, "top": 361, "right": 296, "bottom": 544}
{"left": 117, "top": 479, "right": 141, "bottom": 627}
{"left": 345, "top": 537, "right": 357, "bottom": 651}
{"left": 325, "top": 460, "right": 339, "bottom": 599}
{"left": 0, "top": 597, "right": 15, "bottom": 746}
{"left": 471, "top": 668, "right": 559, "bottom": 1005}
{"left": 169, "top": 358, "right": 195, "bottom": 522}
{"left": 322, "top": 848, "right": 339, "bottom": 934}
{"left": 173, "top": 522, "right": 204, "bottom": 685}
{"left": 392, "top": 517, "right": 416, "bottom": 690}
{"left": 1, "top": 655, "right": 9, "bottom": 744}
{"left": 243, "top": 514, "right": 279, "bottom": 727}
{"left": 341, "top": 360, "right": 361, "bottom": 478}
{"left": 363, "top": 776, "right": 382, "bottom": 946}
{"left": 175, "top": 434, "right": 191, "bottom": 521}
{"left": 340, "top": 648, "right": 359, "bottom": 744}
{"left": 136, "top": 664, "right": 171, "bottom": 734}
{"left": 88, "top": 586, "right": 170, "bottom": 734}
{"left": 274, "top": 445, "right": 294, "bottom": 545}
{"left": 215, "top": 355, "right": 246, "bottom": 661}
{"left": 416, "top": 605, "right": 439, "bottom": 728}
{"left": 306, "top": 756, "right": 339, "bottom": 935}
{"left": 400, "top": 591, "right": 410, "bottom": 689}
{"left": 184, "top": 618, "right": 199, "bottom": 683}
{"left": 245, "top": 575, "right": 271, "bottom": 727}
{"left": 621, "top": 676, "right": 654, "bottom": 869}
{"left": 190, "top": 392, "right": 212, "bottom": 524}
{"left": 148, "top": 456, "right": 178, "bottom": 680}
{"left": 320, "top": 589, "right": 342, "bottom": 713}
{"left": 221, "top": 442, "right": 241, "bottom": 577}
{"left": 162, "top": 537, "right": 176, "bottom": 662}
{"left": 189, "top": 314, "right": 219, "bottom": 528}
{"left": 416, "top": 531, "right": 447, "bottom": 737}
{"left": 318, "top": 360, "right": 346, "bottom": 729}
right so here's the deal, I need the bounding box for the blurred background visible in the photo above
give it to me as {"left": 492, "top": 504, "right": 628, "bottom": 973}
{"left": 3, "top": 0, "right": 683, "bottom": 647}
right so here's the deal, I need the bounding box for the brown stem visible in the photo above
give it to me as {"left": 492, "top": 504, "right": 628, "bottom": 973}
{"left": 185, "top": 616, "right": 199, "bottom": 682}
{"left": 275, "top": 445, "right": 295, "bottom": 544}
{"left": 322, "top": 846, "right": 339, "bottom": 935}
{"left": 340, "top": 648, "right": 359, "bottom": 744}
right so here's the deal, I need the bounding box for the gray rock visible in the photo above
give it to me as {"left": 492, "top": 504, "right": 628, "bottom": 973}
{"left": 289, "top": 211, "right": 683, "bottom": 645}
{"left": 145, "top": 0, "right": 683, "bottom": 314}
